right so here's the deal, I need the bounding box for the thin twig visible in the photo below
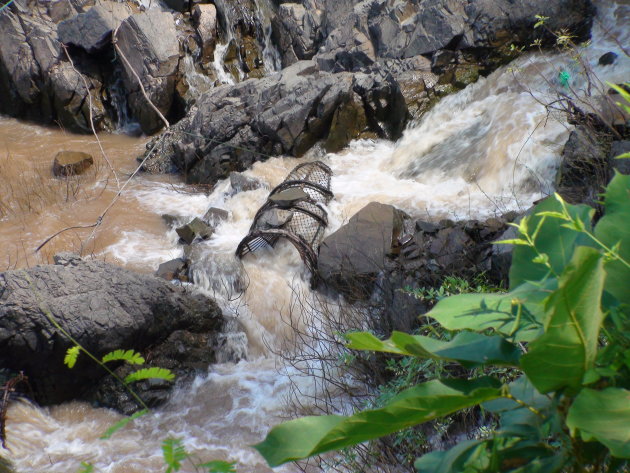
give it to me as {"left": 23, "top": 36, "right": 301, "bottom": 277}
{"left": 61, "top": 44, "right": 120, "bottom": 190}
{"left": 112, "top": 25, "right": 170, "bottom": 129}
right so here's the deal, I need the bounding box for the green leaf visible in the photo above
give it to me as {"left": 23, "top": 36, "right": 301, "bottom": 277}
{"left": 427, "top": 280, "right": 556, "bottom": 342}
{"left": 346, "top": 331, "right": 520, "bottom": 367}
{"left": 102, "top": 349, "right": 145, "bottom": 365}
{"left": 509, "top": 197, "right": 593, "bottom": 289}
{"left": 594, "top": 172, "right": 630, "bottom": 305}
{"left": 124, "top": 367, "right": 175, "bottom": 384}
{"left": 100, "top": 409, "right": 149, "bottom": 439}
{"left": 520, "top": 246, "right": 605, "bottom": 393}
{"left": 414, "top": 439, "right": 488, "bottom": 473}
{"left": 254, "top": 377, "right": 502, "bottom": 467}
{"left": 76, "top": 462, "right": 94, "bottom": 473}
{"left": 162, "top": 438, "right": 188, "bottom": 473}
{"left": 567, "top": 387, "right": 630, "bottom": 458}
{"left": 196, "top": 461, "right": 237, "bottom": 473}
{"left": 64, "top": 345, "right": 80, "bottom": 369}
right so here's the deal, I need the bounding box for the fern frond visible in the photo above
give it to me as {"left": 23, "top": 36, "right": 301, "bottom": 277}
{"left": 102, "top": 349, "right": 145, "bottom": 365}
{"left": 64, "top": 345, "right": 80, "bottom": 369}
{"left": 162, "top": 437, "right": 187, "bottom": 473}
{"left": 100, "top": 409, "right": 148, "bottom": 439}
{"left": 124, "top": 367, "right": 175, "bottom": 384}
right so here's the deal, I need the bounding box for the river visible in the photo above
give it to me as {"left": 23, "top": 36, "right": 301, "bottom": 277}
{"left": 1, "top": 1, "right": 628, "bottom": 471}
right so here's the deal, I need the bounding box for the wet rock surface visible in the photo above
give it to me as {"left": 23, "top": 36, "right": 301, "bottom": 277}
{"left": 140, "top": 60, "right": 407, "bottom": 184}
{"left": 0, "top": 254, "right": 242, "bottom": 411}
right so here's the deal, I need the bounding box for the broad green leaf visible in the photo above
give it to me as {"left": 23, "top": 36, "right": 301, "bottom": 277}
{"left": 196, "top": 461, "right": 237, "bottom": 473}
{"left": 162, "top": 438, "right": 187, "bottom": 473}
{"left": 520, "top": 247, "right": 605, "bottom": 393}
{"left": 567, "top": 387, "right": 630, "bottom": 458}
{"left": 484, "top": 377, "right": 554, "bottom": 440}
{"left": 427, "top": 280, "right": 556, "bottom": 342}
{"left": 124, "top": 367, "right": 175, "bottom": 384}
{"left": 346, "top": 331, "right": 520, "bottom": 367}
{"left": 509, "top": 197, "right": 592, "bottom": 289}
{"left": 594, "top": 172, "right": 630, "bottom": 305}
{"left": 414, "top": 439, "right": 488, "bottom": 472}
{"left": 254, "top": 377, "right": 502, "bottom": 467}
{"left": 100, "top": 409, "right": 149, "bottom": 439}
{"left": 102, "top": 349, "right": 145, "bottom": 365}
{"left": 64, "top": 345, "right": 80, "bottom": 369}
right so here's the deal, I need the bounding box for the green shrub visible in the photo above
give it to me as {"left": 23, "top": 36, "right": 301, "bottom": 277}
{"left": 254, "top": 173, "right": 630, "bottom": 472}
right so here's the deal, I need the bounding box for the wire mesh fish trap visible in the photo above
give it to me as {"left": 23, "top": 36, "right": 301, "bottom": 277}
{"left": 236, "top": 161, "right": 333, "bottom": 274}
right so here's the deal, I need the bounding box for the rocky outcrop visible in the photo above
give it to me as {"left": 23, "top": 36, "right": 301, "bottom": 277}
{"left": 140, "top": 60, "right": 407, "bottom": 184}
{"left": 116, "top": 10, "right": 180, "bottom": 135}
{"left": 0, "top": 254, "right": 244, "bottom": 411}
{"left": 0, "top": 0, "right": 117, "bottom": 132}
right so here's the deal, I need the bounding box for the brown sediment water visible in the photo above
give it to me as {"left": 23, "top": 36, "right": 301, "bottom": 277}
{"left": 2, "top": 1, "right": 629, "bottom": 470}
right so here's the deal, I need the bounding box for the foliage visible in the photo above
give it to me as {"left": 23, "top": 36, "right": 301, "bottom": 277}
{"left": 76, "top": 462, "right": 94, "bottom": 473}
{"left": 255, "top": 174, "right": 630, "bottom": 471}
{"left": 124, "top": 367, "right": 175, "bottom": 384}
{"left": 100, "top": 409, "right": 149, "bottom": 440}
{"left": 102, "top": 349, "right": 145, "bottom": 365}
{"left": 162, "top": 438, "right": 237, "bottom": 473}
{"left": 64, "top": 345, "right": 81, "bottom": 369}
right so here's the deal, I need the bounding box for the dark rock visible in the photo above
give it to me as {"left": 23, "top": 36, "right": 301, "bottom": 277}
{"left": 156, "top": 258, "right": 188, "bottom": 281}
{"left": 0, "top": 254, "right": 227, "bottom": 408}
{"left": 116, "top": 10, "right": 180, "bottom": 134}
{"left": 140, "top": 60, "right": 407, "bottom": 184}
{"left": 0, "top": 2, "right": 113, "bottom": 132}
{"left": 52, "top": 150, "right": 94, "bottom": 176}
{"left": 415, "top": 220, "right": 439, "bottom": 234}
{"left": 317, "top": 202, "right": 408, "bottom": 296}
{"left": 202, "top": 207, "right": 229, "bottom": 226}
{"left": 598, "top": 51, "right": 618, "bottom": 66}
{"left": 609, "top": 141, "right": 630, "bottom": 175}
{"left": 230, "top": 172, "right": 261, "bottom": 192}
{"left": 556, "top": 125, "right": 610, "bottom": 205}
{"left": 57, "top": 2, "right": 132, "bottom": 53}
{"left": 161, "top": 214, "right": 188, "bottom": 228}
{"left": 176, "top": 217, "right": 214, "bottom": 244}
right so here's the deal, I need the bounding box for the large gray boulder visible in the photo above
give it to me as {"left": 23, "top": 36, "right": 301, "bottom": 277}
{"left": 116, "top": 10, "right": 180, "bottom": 134}
{"left": 317, "top": 202, "right": 408, "bottom": 294}
{"left": 140, "top": 60, "right": 407, "bottom": 183}
{"left": 57, "top": 2, "right": 131, "bottom": 53}
{"left": 0, "top": 254, "right": 236, "bottom": 409}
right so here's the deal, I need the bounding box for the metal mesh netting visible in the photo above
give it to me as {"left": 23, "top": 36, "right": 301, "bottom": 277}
{"left": 236, "top": 162, "right": 333, "bottom": 274}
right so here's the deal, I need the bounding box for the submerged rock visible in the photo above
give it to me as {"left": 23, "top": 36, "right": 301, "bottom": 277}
{"left": 0, "top": 254, "right": 239, "bottom": 410}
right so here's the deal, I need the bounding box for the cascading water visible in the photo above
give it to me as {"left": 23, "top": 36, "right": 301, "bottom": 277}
{"left": 3, "top": 1, "right": 628, "bottom": 471}
{"left": 254, "top": 0, "right": 282, "bottom": 73}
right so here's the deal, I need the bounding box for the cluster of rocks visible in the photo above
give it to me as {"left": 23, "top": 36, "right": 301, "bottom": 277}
{"left": 315, "top": 201, "right": 517, "bottom": 332}
{"left": 0, "top": 253, "right": 246, "bottom": 413}
{"left": 2, "top": 0, "right": 595, "bottom": 162}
